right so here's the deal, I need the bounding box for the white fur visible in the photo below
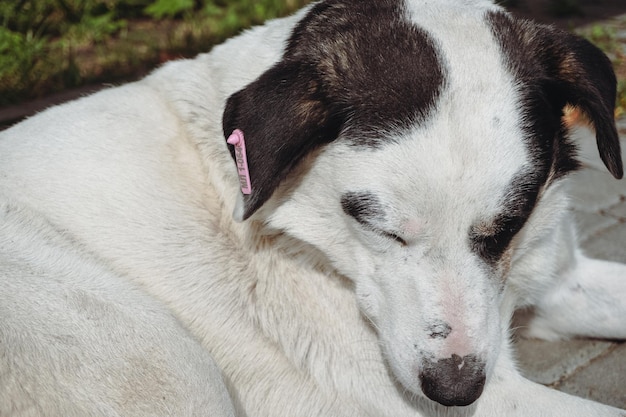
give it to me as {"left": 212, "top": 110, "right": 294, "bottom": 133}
{"left": 1, "top": 1, "right": 625, "bottom": 416}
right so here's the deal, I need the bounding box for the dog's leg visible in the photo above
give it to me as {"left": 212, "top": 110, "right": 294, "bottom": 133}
{"left": 0, "top": 203, "right": 237, "bottom": 417}
{"left": 510, "top": 201, "right": 626, "bottom": 341}
{"left": 524, "top": 248, "right": 626, "bottom": 340}
{"left": 471, "top": 345, "right": 626, "bottom": 417}
{"left": 475, "top": 296, "right": 624, "bottom": 417}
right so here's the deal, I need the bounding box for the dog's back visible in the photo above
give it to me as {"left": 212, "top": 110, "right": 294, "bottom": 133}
{"left": 0, "top": 202, "right": 236, "bottom": 416}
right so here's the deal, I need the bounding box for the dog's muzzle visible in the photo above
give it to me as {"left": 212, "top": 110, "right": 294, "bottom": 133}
{"left": 419, "top": 354, "right": 486, "bottom": 406}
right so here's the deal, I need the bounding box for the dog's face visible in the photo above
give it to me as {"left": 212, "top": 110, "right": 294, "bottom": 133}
{"left": 223, "top": 0, "right": 622, "bottom": 407}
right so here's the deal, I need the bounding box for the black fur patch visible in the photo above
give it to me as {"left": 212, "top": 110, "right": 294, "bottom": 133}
{"left": 223, "top": 0, "right": 445, "bottom": 219}
{"left": 469, "top": 171, "right": 541, "bottom": 265}
{"left": 468, "top": 11, "right": 623, "bottom": 265}
{"left": 341, "top": 191, "right": 409, "bottom": 244}
{"left": 341, "top": 191, "right": 386, "bottom": 228}
{"left": 487, "top": 11, "right": 622, "bottom": 182}
{"left": 287, "top": 0, "right": 445, "bottom": 145}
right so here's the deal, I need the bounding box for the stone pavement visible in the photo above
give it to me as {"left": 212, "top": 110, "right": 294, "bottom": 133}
{"left": 513, "top": 119, "right": 626, "bottom": 410}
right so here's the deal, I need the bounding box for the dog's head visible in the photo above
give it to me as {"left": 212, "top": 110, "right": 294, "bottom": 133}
{"left": 223, "top": 0, "right": 622, "bottom": 407}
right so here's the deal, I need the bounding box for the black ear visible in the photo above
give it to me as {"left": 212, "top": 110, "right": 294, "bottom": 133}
{"left": 223, "top": 61, "right": 342, "bottom": 220}
{"left": 534, "top": 26, "right": 623, "bottom": 179}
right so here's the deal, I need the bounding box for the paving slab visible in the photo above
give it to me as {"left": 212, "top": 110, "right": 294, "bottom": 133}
{"left": 572, "top": 210, "right": 618, "bottom": 243}
{"left": 580, "top": 222, "right": 626, "bottom": 263}
{"left": 558, "top": 343, "right": 626, "bottom": 409}
{"left": 515, "top": 335, "right": 615, "bottom": 386}
{"left": 567, "top": 168, "right": 626, "bottom": 214}
{"left": 513, "top": 122, "right": 626, "bottom": 410}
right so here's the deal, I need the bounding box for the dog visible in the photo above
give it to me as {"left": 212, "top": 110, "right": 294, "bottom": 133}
{"left": 1, "top": 0, "right": 626, "bottom": 415}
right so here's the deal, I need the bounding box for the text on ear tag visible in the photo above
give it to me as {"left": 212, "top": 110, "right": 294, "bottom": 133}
{"left": 227, "top": 129, "right": 252, "bottom": 195}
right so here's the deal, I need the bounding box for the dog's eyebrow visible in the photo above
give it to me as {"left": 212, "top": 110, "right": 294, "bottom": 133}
{"left": 501, "top": 175, "right": 541, "bottom": 218}
{"left": 341, "top": 191, "right": 386, "bottom": 227}
{"left": 469, "top": 173, "right": 541, "bottom": 265}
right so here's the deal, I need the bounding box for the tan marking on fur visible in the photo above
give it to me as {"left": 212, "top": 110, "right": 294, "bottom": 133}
{"left": 473, "top": 221, "right": 499, "bottom": 237}
{"left": 558, "top": 51, "right": 580, "bottom": 84}
{"left": 562, "top": 105, "right": 591, "bottom": 129}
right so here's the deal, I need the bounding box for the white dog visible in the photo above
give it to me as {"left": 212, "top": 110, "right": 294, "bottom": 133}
{"left": 1, "top": 0, "right": 625, "bottom": 416}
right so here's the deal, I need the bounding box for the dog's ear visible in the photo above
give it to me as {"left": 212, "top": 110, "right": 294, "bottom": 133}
{"left": 533, "top": 25, "right": 623, "bottom": 179}
{"left": 223, "top": 60, "right": 342, "bottom": 221}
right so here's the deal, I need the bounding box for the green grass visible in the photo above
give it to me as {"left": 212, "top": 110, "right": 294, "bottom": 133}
{"left": 578, "top": 23, "right": 626, "bottom": 117}
{"left": 0, "top": 0, "right": 311, "bottom": 106}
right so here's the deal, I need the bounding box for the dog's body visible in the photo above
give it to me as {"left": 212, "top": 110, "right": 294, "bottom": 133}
{"left": 2, "top": 0, "right": 626, "bottom": 416}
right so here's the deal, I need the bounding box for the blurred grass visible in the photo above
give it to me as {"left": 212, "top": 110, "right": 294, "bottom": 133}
{"left": 577, "top": 23, "right": 626, "bottom": 117}
{"left": 0, "top": 0, "right": 311, "bottom": 106}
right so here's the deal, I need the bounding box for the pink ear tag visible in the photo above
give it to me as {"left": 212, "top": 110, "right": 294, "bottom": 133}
{"left": 227, "top": 129, "right": 252, "bottom": 195}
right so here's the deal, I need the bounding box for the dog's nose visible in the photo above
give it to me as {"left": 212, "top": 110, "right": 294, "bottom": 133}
{"left": 419, "top": 354, "right": 486, "bottom": 406}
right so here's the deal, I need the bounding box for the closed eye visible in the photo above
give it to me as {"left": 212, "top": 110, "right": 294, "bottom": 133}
{"left": 380, "top": 230, "right": 408, "bottom": 246}
{"left": 340, "top": 191, "right": 407, "bottom": 246}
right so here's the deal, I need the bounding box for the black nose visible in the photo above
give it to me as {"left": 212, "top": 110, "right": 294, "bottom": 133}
{"left": 419, "top": 354, "right": 486, "bottom": 406}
